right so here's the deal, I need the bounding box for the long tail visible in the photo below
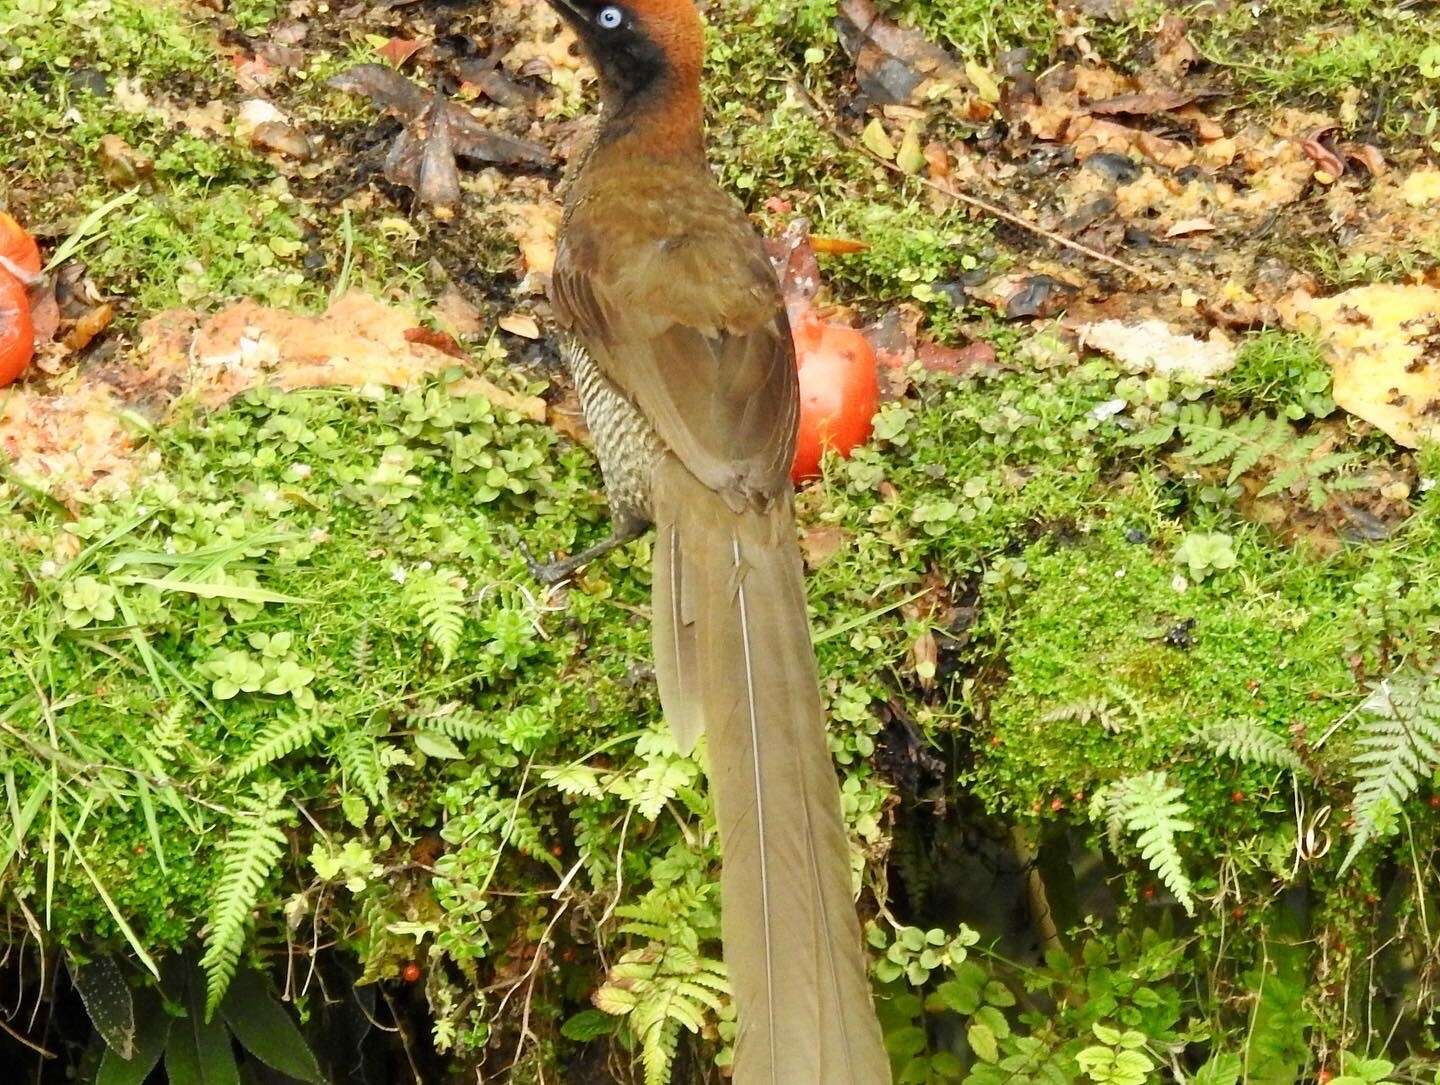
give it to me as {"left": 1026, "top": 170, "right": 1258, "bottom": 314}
{"left": 651, "top": 457, "right": 891, "bottom": 1085}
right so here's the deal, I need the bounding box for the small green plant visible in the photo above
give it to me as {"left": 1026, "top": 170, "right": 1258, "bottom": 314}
{"left": 1192, "top": 719, "right": 1308, "bottom": 775}
{"left": 1075, "top": 1023, "right": 1156, "bottom": 1085}
{"left": 1341, "top": 662, "right": 1440, "bottom": 871}
{"left": 1131, "top": 404, "right": 1362, "bottom": 510}
{"left": 198, "top": 787, "right": 293, "bottom": 1015}
{"left": 591, "top": 948, "right": 731, "bottom": 1085}
{"left": 1090, "top": 773, "right": 1195, "bottom": 915}
{"left": 1173, "top": 532, "right": 1238, "bottom": 581}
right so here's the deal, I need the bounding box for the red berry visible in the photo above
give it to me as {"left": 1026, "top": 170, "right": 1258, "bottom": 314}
{"left": 1049, "top": 798, "right": 1065, "bottom": 812}
{"left": 402, "top": 963, "right": 422, "bottom": 983}
{"left": 1231, "top": 790, "right": 1246, "bottom": 803}
{"left": 1428, "top": 795, "right": 1440, "bottom": 810}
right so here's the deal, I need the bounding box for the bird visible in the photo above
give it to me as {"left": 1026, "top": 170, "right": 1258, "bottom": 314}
{"left": 530, "top": 1, "right": 891, "bottom": 1082}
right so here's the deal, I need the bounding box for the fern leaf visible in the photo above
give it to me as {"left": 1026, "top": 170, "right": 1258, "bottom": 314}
{"left": 1094, "top": 772, "right": 1195, "bottom": 915}
{"left": 1193, "top": 719, "right": 1308, "bottom": 775}
{"left": 227, "top": 713, "right": 329, "bottom": 780}
{"left": 149, "top": 699, "right": 191, "bottom": 761}
{"left": 1341, "top": 664, "right": 1440, "bottom": 871}
{"left": 199, "top": 797, "right": 290, "bottom": 1017}
{"left": 407, "top": 568, "right": 466, "bottom": 668}
{"left": 411, "top": 701, "right": 500, "bottom": 742}
{"left": 642, "top": 1019, "right": 680, "bottom": 1085}
{"left": 334, "top": 728, "right": 387, "bottom": 807}
{"left": 1177, "top": 404, "right": 1237, "bottom": 466}
{"left": 1124, "top": 417, "right": 1179, "bottom": 448}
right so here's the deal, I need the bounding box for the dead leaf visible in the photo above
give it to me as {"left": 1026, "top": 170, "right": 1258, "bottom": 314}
{"left": 329, "top": 65, "right": 549, "bottom": 208}
{"left": 918, "top": 339, "right": 997, "bottom": 374}
{"left": 1347, "top": 144, "right": 1387, "bottom": 178}
{"left": 546, "top": 382, "right": 592, "bottom": 447}
{"left": 1079, "top": 319, "right": 1235, "bottom": 380}
{"left": 231, "top": 54, "right": 277, "bottom": 92}
{"left": 141, "top": 292, "right": 486, "bottom": 408}
{"left": 448, "top": 378, "right": 547, "bottom": 422}
{"left": 1298, "top": 133, "right": 1345, "bottom": 181}
{"left": 498, "top": 313, "right": 541, "bottom": 339}
{"left": 251, "top": 120, "right": 314, "bottom": 160}
{"left": 1279, "top": 284, "right": 1440, "bottom": 448}
{"left": 799, "top": 525, "right": 846, "bottom": 569}
{"left": 404, "top": 326, "right": 468, "bottom": 359}
{"left": 837, "top": 0, "right": 962, "bottom": 105}
{"left": 377, "top": 37, "right": 426, "bottom": 69}
{"left": 455, "top": 57, "right": 534, "bottom": 107}
{"left": 435, "top": 285, "right": 485, "bottom": 338}
{"left": 62, "top": 304, "right": 114, "bottom": 352}
{"left": 27, "top": 284, "right": 60, "bottom": 345}
{"left": 1165, "top": 217, "right": 1216, "bottom": 238}
{"left": 912, "top": 631, "right": 938, "bottom": 689}
{"left": 1086, "top": 88, "right": 1212, "bottom": 115}
{"left": 862, "top": 117, "right": 896, "bottom": 159}
{"left": 98, "top": 134, "right": 153, "bottom": 187}
{"left": 1005, "top": 276, "right": 1078, "bottom": 319}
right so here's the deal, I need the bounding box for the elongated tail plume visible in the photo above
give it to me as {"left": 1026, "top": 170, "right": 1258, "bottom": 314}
{"left": 652, "top": 457, "right": 890, "bottom": 1084}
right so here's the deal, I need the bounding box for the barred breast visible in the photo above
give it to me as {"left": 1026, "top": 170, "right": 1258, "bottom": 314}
{"left": 563, "top": 336, "right": 664, "bottom": 527}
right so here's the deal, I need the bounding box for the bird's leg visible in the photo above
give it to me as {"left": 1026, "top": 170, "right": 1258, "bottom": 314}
{"left": 522, "top": 515, "right": 649, "bottom": 585}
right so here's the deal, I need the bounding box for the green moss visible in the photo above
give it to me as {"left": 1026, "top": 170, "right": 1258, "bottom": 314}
{"left": 0, "top": 0, "right": 208, "bottom": 79}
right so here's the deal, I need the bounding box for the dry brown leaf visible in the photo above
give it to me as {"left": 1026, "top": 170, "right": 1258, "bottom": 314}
{"left": 798, "top": 525, "right": 847, "bottom": 569}
{"left": 404, "top": 326, "right": 468, "bottom": 359}
{"left": 377, "top": 37, "right": 427, "bottom": 68}
{"left": 1279, "top": 284, "right": 1440, "bottom": 448}
{"left": 505, "top": 199, "right": 562, "bottom": 282}
{"left": 498, "top": 313, "right": 541, "bottom": 339}
{"left": 62, "top": 304, "right": 115, "bottom": 352}
{"left": 1087, "top": 88, "right": 1210, "bottom": 116}
{"left": 435, "top": 285, "right": 485, "bottom": 339}
{"left": 1165, "top": 217, "right": 1216, "bottom": 238}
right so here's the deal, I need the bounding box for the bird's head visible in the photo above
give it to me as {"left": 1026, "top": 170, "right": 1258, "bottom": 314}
{"left": 543, "top": 0, "right": 704, "bottom": 149}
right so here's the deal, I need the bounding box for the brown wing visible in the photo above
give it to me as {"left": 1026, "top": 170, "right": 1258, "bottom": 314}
{"left": 550, "top": 166, "right": 796, "bottom": 506}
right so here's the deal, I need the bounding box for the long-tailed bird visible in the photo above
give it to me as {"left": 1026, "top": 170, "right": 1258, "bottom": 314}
{"left": 530, "top": 1, "right": 890, "bottom": 1081}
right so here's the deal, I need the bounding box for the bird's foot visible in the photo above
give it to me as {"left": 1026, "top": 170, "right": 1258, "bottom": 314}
{"left": 517, "top": 541, "right": 581, "bottom": 586}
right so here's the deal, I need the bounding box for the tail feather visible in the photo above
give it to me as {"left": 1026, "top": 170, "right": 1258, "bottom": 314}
{"left": 652, "top": 457, "right": 890, "bottom": 1085}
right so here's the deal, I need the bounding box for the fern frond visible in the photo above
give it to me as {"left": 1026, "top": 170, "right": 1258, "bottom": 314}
{"left": 407, "top": 568, "right": 466, "bottom": 668}
{"left": 149, "top": 699, "right": 191, "bottom": 761}
{"left": 410, "top": 701, "right": 500, "bottom": 742}
{"left": 199, "top": 796, "right": 290, "bottom": 1017}
{"left": 1160, "top": 404, "right": 1360, "bottom": 507}
{"left": 1042, "top": 696, "right": 1120, "bottom": 731}
{"left": 1193, "top": 719, "right": 1308, "bottom": 775}
{"left": 334, "top": 728, "right": 388, "bottom": 807}
{"left": 227, "top": 712, "right": 329, "bottom": 780}
{"left": 1341, "top": 664, "right": 1440, "bottom": 872}
{"left": 598, "top": 947, "right": 730, "bottom": 1085}
{"left": 641, "top": 1019, "right": 680, "bottom": 1085}
{"left": 1092, "top": 772, "right": 1195, "bottom": 915}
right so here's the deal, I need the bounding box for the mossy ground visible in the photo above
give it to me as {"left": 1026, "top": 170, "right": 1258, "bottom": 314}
{"left": 2, "top": 0, "right": 1439, "bottom": 1082}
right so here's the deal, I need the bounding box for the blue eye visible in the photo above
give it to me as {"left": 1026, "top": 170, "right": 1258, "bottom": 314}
{"left": 596, "top": 5, "right": 623, "bottom": 28}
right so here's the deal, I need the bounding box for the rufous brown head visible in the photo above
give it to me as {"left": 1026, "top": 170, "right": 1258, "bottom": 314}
{"left": 543, "top": 0, "right": 704, "bottom": 148}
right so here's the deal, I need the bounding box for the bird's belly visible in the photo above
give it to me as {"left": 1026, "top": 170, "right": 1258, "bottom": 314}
{"left": 564, "top": 337, "right": 663, "bottom": 525}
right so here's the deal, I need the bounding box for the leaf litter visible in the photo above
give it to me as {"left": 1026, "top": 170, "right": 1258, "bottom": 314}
{"left": 5, "top": 0, "right": 1438, "bottom": 545}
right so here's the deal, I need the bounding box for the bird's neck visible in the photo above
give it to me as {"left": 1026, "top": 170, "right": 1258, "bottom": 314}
{"left": 596, "top": 75, "right": 705, "bottom": 162}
